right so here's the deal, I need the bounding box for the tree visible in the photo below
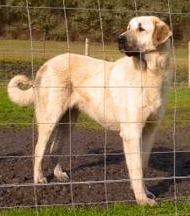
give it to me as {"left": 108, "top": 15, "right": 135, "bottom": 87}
{"left": 31, "top": 8, "right": 56, "bottom": 40}
{"left": 0, "top": 0, "right": 190, "bottom": 42}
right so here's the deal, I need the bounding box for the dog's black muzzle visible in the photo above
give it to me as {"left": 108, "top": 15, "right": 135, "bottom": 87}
{"left": 118, "top": 35, "right": 127, "bottom": 53}
{"left": 118, "top": 34, "right": 140, "bottom": 57}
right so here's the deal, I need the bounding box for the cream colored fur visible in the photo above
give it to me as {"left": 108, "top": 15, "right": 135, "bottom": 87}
{"left": 8, "top": 16, "right": 172, "bottom": 205}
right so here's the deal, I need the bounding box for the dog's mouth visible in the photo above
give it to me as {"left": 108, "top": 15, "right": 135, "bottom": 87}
{"left": 118, "top": 35, "right": 140, "bottom": 57}
{"left": 118, "top": 35, "right": 128, "bottom": 53}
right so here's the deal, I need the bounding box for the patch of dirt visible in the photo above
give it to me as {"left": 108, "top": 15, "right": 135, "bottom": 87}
{"left": 0, "top": 128, "right": 190, "bottom": 208}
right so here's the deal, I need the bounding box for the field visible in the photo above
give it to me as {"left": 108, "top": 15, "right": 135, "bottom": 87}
{"left": 1, "top": 40, "right": 190, "bottom": 215}
{"left": 0, "top": 40, "right": 123, "bottom": 62}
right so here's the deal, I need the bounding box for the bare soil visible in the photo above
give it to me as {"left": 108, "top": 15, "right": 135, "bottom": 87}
{"left": 0, "top": 127, "right": 190, "bottom": 208}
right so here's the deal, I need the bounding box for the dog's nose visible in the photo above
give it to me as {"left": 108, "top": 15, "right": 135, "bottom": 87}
{"left": 118, "top": 35, "right": 126, "bottom": 44}
{"left": 118, "top": 35, "right": 127, "bottom": 52}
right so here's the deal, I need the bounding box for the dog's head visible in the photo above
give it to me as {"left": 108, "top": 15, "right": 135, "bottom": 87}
{"left": 118, "top": 16, "right": 172, "bottom": 57}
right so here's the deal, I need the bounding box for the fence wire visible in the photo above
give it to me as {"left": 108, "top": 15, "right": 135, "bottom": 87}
{"left": 0, "top": 0, "right": 190, "bottom": 215}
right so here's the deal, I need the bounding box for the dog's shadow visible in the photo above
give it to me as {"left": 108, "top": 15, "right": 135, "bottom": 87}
{"left": 70, "top": 148, "right": 125, "bottom": 172}
{"left": 148, "top": 147, "right": 190, "bottom": 197}
{"left": 65, "top": 146, "right": 190, "bottom": 197}
{"left": 46, "top": 143, "right": 190, "bottom": 198}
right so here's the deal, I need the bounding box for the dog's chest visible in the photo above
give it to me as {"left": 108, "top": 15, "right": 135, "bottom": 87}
{"left": 141, "top": 86, "right": 165, "bottom": 122}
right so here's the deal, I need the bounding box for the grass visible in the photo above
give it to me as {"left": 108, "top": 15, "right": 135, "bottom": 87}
{"left": 0, "top": 86, "right": 34, "bottom": 128}
{"left": 168, "top": 87, "right": 190, "bottom": 110}
{"left": 160, "top": 87, "right": 190, "bottom": 130}
{"left": 1, "top": 202, "right": 190, "bottom": 216}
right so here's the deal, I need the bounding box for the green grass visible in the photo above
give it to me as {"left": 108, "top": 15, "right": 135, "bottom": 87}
{"left": 1, "top": 202, "right": 190, "bottom": 216}
{"left": 0, "top": 86, "right": 34, "bottom": 128}
{"left": 160, "top": 87, "right": 190, "bottom": 130}
{"left": 167, "top": 87, "right": 190, "bottom": 110}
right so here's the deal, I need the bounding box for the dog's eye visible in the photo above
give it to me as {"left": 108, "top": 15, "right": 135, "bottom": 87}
{"left": 139, "top": 26, "right": 145, "bottom": 32}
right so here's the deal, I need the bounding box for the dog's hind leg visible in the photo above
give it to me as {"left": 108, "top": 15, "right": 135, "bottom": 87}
{"left": 34, "top": 122, "right": 56, "bottom": 183}
{"left": 34, "top": 88, "right": 71, "bottom": 184}
{"left": 49, "top": 107, "right": 79, "bottom": 182}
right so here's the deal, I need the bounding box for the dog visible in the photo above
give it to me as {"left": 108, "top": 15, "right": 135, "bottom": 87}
{"left": 8, "top": 16, "right": 172, "bottom": 205}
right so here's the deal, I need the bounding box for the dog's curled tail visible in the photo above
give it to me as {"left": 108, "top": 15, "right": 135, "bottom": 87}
{"left": 8, "top": 75, "right": 34, "bottom": 107}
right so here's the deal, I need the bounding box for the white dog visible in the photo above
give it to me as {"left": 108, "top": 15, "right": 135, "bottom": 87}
{"left": 8, "top": 16, "right": 172, "bottom": 205}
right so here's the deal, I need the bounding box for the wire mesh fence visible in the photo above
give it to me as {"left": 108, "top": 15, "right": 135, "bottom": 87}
{"left": 0, "top": 0, "right": 190, "bottom": 215}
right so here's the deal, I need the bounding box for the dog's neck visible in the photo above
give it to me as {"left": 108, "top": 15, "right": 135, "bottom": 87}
{"left": 140, "top": 39, "right": 172, "bottom": 73}
{"left": 131, "top": 39, "right": 173, "bottom": 93}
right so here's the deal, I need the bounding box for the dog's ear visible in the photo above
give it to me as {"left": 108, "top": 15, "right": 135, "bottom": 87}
{"left": 153, "top": 20, "right": 172, "bottom": 46}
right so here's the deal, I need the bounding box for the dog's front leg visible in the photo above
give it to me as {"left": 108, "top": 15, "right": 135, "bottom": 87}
{"left": 120, "top": 123, "right": 157, "bottom": 206}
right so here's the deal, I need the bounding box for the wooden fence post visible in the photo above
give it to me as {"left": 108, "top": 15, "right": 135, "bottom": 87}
{"left": 189, "top": 41, "right": 190, "bottom": 86}
{"left": 85, "top": 38, "right": 90, "bottom": 56}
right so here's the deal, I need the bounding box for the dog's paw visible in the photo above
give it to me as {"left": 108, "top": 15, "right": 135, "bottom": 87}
{"left": 56, "top": 172, "right": 70, "bottom": 182}
{"left": 34, "top": 175, "right": 48, "bottom": 184}
{"left": 137, "top": 197, "right": 157, "bottom": 206}
{"left": 54, "top": 164, "right": 69, "bottom": 182}
{"left": 145, "top": 188, "right": 156, "bottom": 199}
